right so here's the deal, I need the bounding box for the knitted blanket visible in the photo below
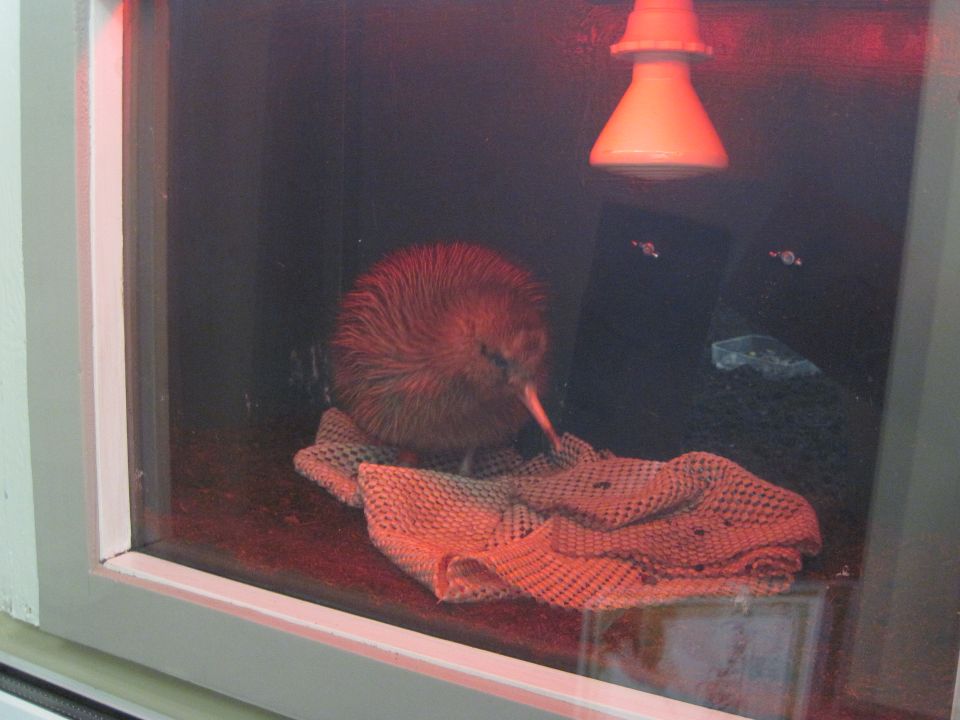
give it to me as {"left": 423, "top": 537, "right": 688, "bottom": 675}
{"left": 294, "top": 409, "right": 821, "bottom": 610}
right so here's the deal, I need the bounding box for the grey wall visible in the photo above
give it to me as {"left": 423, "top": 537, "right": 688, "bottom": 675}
{"left": 0, "top": 0, "right": 38, "bottom": 625}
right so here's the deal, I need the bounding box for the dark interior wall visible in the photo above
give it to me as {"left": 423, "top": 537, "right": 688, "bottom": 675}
{"left": 166, "top": 1, "right": 349, "bottom": 425}
{"left": 698, "top": 4, "right": 927, "bottom": 399}
{"left": 162, "top": 0, "right": 929, "bottom": 429}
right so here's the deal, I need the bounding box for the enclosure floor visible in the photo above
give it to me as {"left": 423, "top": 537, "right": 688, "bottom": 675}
{"left": 141, "top": 368, "right": 955, "bottom": 720}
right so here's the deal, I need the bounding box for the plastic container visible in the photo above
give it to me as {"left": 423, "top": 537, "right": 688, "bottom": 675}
{"left": 711, "top": 334, "right": 820, "bottom": 379}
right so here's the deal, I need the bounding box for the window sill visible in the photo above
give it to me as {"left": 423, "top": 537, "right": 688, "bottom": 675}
{"left": 0, "top": 613, "right": 285, "bottom": 720}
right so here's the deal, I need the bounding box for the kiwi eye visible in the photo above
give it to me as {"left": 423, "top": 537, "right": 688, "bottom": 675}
{"left": 480, "top": 344, "right": 509, "bottom": 371}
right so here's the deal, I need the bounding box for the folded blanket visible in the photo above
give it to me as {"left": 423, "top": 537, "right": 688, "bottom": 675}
{"left": 294, "top": 409, "right": 821, "bottom": 610}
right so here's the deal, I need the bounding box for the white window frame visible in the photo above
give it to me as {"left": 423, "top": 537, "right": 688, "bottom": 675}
{"left": 19, "top": 1, "right": 960, "bottom": 719}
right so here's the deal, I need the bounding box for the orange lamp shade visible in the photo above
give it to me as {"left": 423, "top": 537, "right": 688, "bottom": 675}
{"left": 590, "top": 0, "right": 728, "bottom": 180}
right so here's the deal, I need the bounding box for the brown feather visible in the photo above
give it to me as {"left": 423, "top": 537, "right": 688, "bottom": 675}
{"left": 331, "top": 242, "right": 555, "bottom": 453}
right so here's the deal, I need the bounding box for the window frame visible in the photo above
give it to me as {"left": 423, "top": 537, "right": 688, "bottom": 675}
{"left": 20, "top": 1, "right": 960, "bottom": 719}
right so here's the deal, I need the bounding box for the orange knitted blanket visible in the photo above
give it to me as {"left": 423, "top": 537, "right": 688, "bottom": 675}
{"left": 294, "top": 409, "right": 821, "bottom": 610}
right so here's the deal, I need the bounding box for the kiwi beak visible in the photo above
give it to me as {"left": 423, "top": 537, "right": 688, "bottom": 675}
{"left": 520, "top": 383, "right": 561, "bottom": 452}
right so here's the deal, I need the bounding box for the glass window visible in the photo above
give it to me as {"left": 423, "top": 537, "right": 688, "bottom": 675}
{"left": 115, "top": 1, "right": 959, "bottom": 718}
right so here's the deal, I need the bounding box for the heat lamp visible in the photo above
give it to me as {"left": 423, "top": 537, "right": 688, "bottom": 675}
{"left": 590, "top": 0, "right": 728, "bottom": 180}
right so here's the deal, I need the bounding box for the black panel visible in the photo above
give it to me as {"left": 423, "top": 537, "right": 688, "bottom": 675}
{"left": 564, "top": 204, "right": 731, "bottom": 459}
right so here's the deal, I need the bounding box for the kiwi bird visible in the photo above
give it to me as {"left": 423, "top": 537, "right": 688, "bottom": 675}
{"left": 331, "top": 242, "right": 560, "bottom": 465}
